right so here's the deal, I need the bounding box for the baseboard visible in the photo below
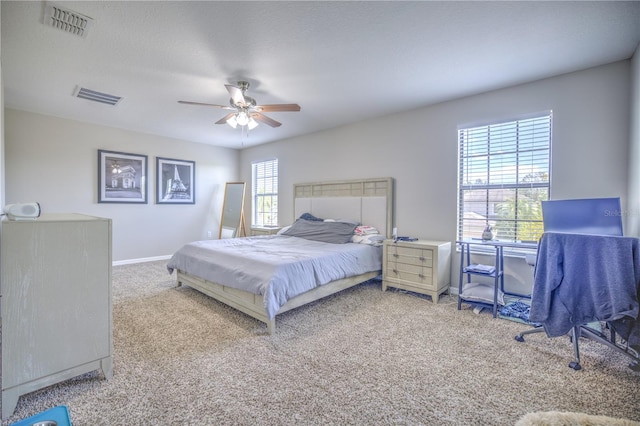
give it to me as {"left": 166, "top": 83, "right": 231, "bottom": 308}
{"left": 113, "top": 255, "right": 172, "bottom": 266}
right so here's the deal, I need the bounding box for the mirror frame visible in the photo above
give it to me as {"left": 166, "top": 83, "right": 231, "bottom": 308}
{"left": 219, "top": 182, "right": 246, "bottom": 239}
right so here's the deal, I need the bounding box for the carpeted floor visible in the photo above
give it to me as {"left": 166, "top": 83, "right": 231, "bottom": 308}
{"left": 2, "top": 260, "right": 639, "bottom": 425}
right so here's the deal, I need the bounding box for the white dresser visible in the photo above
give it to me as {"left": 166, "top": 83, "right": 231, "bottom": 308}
{"left": 1, "top": 214, "right": 113, "bottom": 419}
{"left": 382, "top": 239, "right": 451, "bottom": 303}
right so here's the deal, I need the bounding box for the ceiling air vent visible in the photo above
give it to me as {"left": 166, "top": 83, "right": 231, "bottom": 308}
{"left": 74, "top": 87, "right": 122, "bottom": 106}
{"left": 44, "top": 2, "right": 94, "bottom": 38}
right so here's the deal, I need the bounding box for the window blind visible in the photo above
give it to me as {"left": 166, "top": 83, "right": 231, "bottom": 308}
{"left": 457, "top": 113, "right": 551, "bottom": 244}
{"left": 252, "top": 158, "right": 279, "bottom": 226}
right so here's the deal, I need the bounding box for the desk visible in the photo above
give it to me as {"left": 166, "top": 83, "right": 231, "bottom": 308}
{"left": 457, "top": 239, "right": 537, "bottom": 317}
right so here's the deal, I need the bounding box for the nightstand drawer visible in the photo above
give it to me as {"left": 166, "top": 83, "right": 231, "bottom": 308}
{"left": 387, "top": 246, "right": 433, "bottom": 266}
{"left": 386, "top": 264, "right": 434, "bottom": 286}
{"left": 387, "top": 251, "right": 433, "bottom": 268}
{"left": 392, "top": 245, "right": 433, "bottom": 258}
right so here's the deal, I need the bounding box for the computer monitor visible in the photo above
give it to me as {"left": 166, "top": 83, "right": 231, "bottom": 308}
{"left": 541, "top": 197, "right": 623, "bottom": 236}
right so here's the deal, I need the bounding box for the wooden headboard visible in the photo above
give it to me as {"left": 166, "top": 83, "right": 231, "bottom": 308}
{"left": 293, "top": 177, "right": 394, "bottom": 238}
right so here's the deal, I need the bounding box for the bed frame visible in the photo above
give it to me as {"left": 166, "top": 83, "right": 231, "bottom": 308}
{"left": 176, "top": 177, "right": 394, "bottom": 334}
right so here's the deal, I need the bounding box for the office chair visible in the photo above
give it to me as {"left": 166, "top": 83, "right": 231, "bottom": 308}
{"left": 514, "top": 198, "right": 640, "bottom": 371}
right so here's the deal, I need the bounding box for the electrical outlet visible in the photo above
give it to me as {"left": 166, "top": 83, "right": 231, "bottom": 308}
{"left": 392, "top": 227, "right": 398, "bottom": 239}
{"left": 207, "top": 230, "right": 212, "bottom": 239}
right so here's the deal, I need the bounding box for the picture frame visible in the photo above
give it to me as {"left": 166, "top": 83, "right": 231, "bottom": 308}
{"left": 98, "top": 149, "right": 148, "bottom": 203}
{"left": 156, "top": 157, "right": 196, "bottom": 204}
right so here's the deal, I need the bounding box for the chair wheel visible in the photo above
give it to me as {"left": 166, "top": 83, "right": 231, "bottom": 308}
{"left": 569, "top": 361, "right": 582, "bottom": 370}
{"left": 514, "top": 335, "right": 525, "bottom": 342}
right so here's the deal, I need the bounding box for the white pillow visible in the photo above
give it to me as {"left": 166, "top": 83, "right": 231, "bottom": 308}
{"left": 460, "top": 282, "right": 505, "bottom": 306}
{"left": 351, "top": 234, "right": 385, "bottom": 246}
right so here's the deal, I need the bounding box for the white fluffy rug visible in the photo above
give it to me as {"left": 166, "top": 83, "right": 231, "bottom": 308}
{"left": 516, "top": 411, "right": 640, "bottom": 426}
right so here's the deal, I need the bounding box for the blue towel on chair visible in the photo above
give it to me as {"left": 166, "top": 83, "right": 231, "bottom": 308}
{"left": 529, "top": 232, "right": 640, "bottom": 346}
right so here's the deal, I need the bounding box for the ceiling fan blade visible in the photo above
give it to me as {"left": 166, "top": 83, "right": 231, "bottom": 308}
{"left": 255, "top": 104, "right": 301, "bottom": 112}
{"left": 178, "top": 100, "right": 234, "bottom": 110}
{"left": 253, "top": 113, "right": 282, "bottom": 128}
{"left": 225, "top": 84, "right": 246, "bottom": 107}
{"left": 215, "top": 113, "right": 236, "bottom": 125}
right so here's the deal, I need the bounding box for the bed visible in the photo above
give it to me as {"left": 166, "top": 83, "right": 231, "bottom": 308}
{"left": 167, "top": 177, "right": 394, "bottom": 334}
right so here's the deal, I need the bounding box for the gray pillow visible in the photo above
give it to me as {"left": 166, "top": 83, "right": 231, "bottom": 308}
{"left": 282, "top": 218, "right": 357, "bottom": 244}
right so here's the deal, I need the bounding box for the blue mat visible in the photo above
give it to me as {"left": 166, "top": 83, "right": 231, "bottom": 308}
{"left": 499, "top": 300, "right": 601, "bottom": 332}
{"left": 10, "top": 405, "right": 71, "bottom": 426}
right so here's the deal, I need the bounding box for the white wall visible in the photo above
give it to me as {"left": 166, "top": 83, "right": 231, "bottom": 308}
{"left": 627, "top": 43, "right": 640, "bottom": 238}
{"left": 4, "top": 109, "right": 239, "bottom": 262}
{"left": 240, "top": 61, "right": 632, "bottom": 295}
{"left": 3, "top": 60, "right": 633, "bottom": 285}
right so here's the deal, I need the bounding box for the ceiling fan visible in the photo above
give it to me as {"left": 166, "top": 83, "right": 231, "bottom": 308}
{"left": 178, "top": 81, "right": 301, "bottom": 129}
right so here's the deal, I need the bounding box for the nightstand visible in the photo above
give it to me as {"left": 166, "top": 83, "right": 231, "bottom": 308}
{"left": 250, "top": 226, "right": 281, "bottom": 236}
{"left": 382, "top": 239, "right": 452, "bottom": 303}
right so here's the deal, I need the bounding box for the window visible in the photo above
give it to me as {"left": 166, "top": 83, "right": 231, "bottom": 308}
{"left": 252, "top": 158, "right": 278, "bottom": 226}
{"left": 457, "top": 113, "right": 551, "bottom": 245}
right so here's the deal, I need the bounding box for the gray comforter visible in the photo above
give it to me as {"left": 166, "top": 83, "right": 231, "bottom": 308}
{"left": 167, "top": 235, "right": 382, "bottom": 318}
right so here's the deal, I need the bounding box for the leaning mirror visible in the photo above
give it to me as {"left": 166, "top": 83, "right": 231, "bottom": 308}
{"left": 219, "top": 182, "right": 246, "bottom": 239}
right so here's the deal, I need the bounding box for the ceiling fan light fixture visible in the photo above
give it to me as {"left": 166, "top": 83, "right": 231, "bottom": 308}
{"left": 236, "top": 111, "right": 249, "bottom": 126}
{"left": 226, "top": 115, "right": 238, "bottom": 128}
{"left": 248, "top": 117, "right": 259, "bottom": 130}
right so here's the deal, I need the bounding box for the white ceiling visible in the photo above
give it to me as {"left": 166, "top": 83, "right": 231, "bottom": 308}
{"left": 2, "top": 1, "right": 640, "bottom": 149}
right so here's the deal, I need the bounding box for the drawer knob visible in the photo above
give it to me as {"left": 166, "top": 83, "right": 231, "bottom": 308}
{"left": 393, "top": 269, "right": 398, "bottom": 274}
{"left": 419, "top": 256, "right": 425, "bottom": 261}
{"left": 393, "top": 253, "right": 399, "bottom": 258}
{"left": 418, "top": 274, "right": 424, "bottom": 278}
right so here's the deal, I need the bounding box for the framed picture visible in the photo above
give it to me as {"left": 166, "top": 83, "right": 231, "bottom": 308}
{"left": 98, "top": 150, "right": 148, "bottom": 203}
{"left": 156, "top": 157, "right": 196, "bottom": 204}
